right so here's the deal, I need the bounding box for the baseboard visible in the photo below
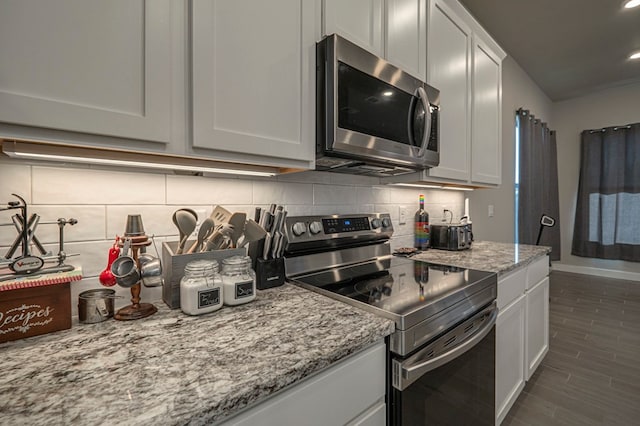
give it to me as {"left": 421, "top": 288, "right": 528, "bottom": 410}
{"left": 551, "top": 263, "right": 640, "bottom": 282}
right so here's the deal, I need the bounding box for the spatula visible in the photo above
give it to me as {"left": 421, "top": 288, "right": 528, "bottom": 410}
{"left": 228, "top": 212, "right": 247, "bottom": 248}
{"left": 209, "top": 205, "right": 232, "bottom": 227}
{"left": 238, "top": 219, "right": 267, "bottom": 247}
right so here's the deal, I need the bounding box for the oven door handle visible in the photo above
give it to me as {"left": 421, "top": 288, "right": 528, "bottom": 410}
{"left": 392, "top": 303, "right": 497, "bottom": 391}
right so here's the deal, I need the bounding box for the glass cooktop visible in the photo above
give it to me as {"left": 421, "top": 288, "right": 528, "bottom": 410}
{"left": 291, "top": 256, "right": 496, "bottom": 330}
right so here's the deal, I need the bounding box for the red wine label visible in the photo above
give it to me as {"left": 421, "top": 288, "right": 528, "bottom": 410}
{"left": 415, "top": 221, "right": 430, "bottom": 249}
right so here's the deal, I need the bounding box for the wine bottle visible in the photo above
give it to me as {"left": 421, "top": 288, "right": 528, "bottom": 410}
{"left": 414, "top": 194, "right": 430, "bottom": 250}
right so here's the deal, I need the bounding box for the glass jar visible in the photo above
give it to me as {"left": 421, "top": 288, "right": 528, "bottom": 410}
{"left": 221, "top": 255, "right": 256, "bottom": 306}
{"left": 180, "top": 259, "right": 223, "bottom": 315}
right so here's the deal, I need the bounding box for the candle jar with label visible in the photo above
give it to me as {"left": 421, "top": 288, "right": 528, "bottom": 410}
{"left": 221, "top": 255, "right": 256, "bottom": 306}
{"left": 180, "top": 259, "right": 223, "bottom": 315}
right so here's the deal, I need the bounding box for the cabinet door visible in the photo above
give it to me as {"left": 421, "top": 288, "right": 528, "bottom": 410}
{"left": 0, "top": 0, "right": 171, "bottom": 144}
{"left": 191, "top": 0, "right": 316, "bottom": 167}
{"left": 471, "top": 35, "right": 502, "bottom": 185}
{"left": 386, "top": 0, "right": 427, "bottom": 80}
{"left": 525, "top": 277, "right": 549, "bottom": 380}
{"left": 323, "top": 0, "right": 384, "bottom": 56}
{"left": 496, "top": 295, "right": 526, "bottom": 425}
{"left": 425, "top": 0, "right": 471, "bottom": 182}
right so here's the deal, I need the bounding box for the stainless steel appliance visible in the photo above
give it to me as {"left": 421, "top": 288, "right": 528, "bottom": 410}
{"left": 430, "top": 223, "right": 473, "bottom": 251}
{"left": 316, "top": 34, "right": 440, "bottom": 177}
{"left": 284, "top": 213, "right": 497, "bottom": 425}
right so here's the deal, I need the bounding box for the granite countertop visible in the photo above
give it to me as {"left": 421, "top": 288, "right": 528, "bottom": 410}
{"left": 412, "top": 240, "right": 551, "bottom": 274}
{"left": 0, "top": 284, "right": 395, "bottom": 425}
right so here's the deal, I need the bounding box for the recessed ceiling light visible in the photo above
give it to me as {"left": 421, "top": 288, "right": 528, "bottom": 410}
{"left": 630, "top": 52, "right": 640, "bottom": 60}
{"left": 624, "top": 0, "right": 640, "bottom": 8}
{"left": 382, "top": 91, "right": 393, "bottom": 97}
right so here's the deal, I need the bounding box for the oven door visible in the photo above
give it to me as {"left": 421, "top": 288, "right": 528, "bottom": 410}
{"left": 390, "top": 302, "right": 497, "bottom": 426}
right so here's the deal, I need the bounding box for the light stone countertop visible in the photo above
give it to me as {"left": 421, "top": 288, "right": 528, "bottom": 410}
{"left": 0, "top": 283, "right": 395, "bottom": 425}
{"left": 411, "top": 240, "right": 551, "bottom": 274}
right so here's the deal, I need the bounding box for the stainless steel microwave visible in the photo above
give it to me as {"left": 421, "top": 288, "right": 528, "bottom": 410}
{"left": 316, "top": 34, "right": 440, "bottom": 177}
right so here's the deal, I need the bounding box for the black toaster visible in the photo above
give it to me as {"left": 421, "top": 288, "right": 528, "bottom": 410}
{"left": 430, "top": 223, "right": 473, "bottom": 250}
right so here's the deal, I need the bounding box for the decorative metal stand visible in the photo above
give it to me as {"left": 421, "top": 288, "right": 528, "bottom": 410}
{"left": 0, "top": 193, "right": 78, "bottom": 282}
{"left": 114, "top": 216, "right": 157, "bottom": 321}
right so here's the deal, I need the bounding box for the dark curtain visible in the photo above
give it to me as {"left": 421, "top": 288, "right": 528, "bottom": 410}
{"left": 572, "top": 123, "right": 640, "bottom": 262}
{"left": 517, "top": 109, "right": 561, "bottom": 260}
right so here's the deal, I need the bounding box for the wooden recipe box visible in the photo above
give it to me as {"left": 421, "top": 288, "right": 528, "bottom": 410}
{"left": 0, "top": 270, "right": 81, "bottom": 344}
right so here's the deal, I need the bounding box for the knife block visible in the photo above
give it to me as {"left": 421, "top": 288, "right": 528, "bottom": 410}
{"left": 255, "top": 257, "right": 285, "bottom": 290}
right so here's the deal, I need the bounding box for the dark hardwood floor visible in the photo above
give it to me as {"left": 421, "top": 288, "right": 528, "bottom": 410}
{"left": 503, "top": 270, "right": 640, "bottom": 426}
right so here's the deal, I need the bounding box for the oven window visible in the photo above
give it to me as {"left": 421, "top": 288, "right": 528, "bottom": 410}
{"left": 391, "top": 328, "right": 495, "bottom": 425}
{"left": 338, "top": 62, "right": 422, "bottom": 147}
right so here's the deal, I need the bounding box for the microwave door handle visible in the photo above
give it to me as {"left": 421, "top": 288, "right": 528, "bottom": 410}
{"left": 391, "top": 303, "right": 497, "bottom": 391}
{"left": 415, "top": 86, "right": 432, "bottom": 158}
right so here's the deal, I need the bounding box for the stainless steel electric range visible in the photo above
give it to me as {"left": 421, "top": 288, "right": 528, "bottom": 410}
{"left": 284, "top": 213, "right": 498, "bottom": 426}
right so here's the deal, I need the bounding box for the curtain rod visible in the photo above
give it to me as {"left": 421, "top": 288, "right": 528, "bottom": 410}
{"left": 588, "top": 125, "right": 632, "bottom": 133}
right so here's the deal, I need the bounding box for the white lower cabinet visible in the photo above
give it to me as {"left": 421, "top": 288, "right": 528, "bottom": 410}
{"left": 495, "top": 256, "right": 549, "bottom": 425}
{"left": 495, "top": 294, "right": 525, "bottom": 425}
{"left": 525, "top": 277, "right": 549, "bottom": 380}
{"left": 221, "top": 341, "right": 386, "bottom": 426}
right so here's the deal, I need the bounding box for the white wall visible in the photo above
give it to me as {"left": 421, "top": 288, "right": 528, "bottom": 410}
{"left": 553, "top": 81, "right": 640, "bottom": 279}
{"left": 468, "top": 56, "right": 553, "bottom": 243}
{"left": 0, "top": 159, "right": 464, "bottom": 316}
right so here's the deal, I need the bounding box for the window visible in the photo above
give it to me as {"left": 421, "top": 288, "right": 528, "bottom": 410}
{"left": 572, "top": 123, "right": 640, "bottom": 261}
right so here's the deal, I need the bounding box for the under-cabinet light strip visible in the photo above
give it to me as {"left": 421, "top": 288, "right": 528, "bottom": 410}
{"left": 391, "top": 183, "right": 475, "bottom": 191}
{"left": 391, "top": 183, "right": 444, "bottom": 189}
{"left": 1, "top": 140, "right": 277, "bottom": 177}
{"left": 442, "top": 186, "right": 474, "bottom": 191}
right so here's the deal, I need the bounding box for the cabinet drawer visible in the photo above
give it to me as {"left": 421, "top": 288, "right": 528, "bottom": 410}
{"left": 526, "top": 256, "right": 549, "bottom": 290}
{"left": 347, "top": 400, "right": 386, "bottom": 426}
{"left": 497, "top": 266, "right": 526, "bottom": 311}
{"left": 222, "top": 341, "right": 386, "bottom": 426}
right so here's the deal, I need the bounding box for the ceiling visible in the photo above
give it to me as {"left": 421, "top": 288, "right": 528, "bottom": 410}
{"left": 457, "top": 0, "right": 640, "bottom": 101}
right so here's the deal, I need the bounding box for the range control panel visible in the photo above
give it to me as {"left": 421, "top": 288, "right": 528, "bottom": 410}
{"left": 322, "top": 217, "right": 371, "bottom": 233}
{"left": 284, "top": 213, "right": 393, "bottom": 253}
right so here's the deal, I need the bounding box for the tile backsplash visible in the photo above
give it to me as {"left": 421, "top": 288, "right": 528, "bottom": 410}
{"left": 0, "top": 160, "right": 464, "bottom": 316}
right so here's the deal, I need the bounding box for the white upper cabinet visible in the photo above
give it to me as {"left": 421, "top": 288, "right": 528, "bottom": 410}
{"left": 425, "top": 0, "right": 471, "bottom": 181}
{"left": 385, "top": 0, "right": 427, "bottom": 80}
{"left": 471, "top": 36, "right": 502, "bottom": 185}
{"left": 0, "top": 0, "right": 172, "bottom": 146}
{"left": 191, "top": 0, "right": 317, "bottom": 168}
{"left": 323, "top": 0, "right": 426, "bottom": 80}
{"left": 383, "top": 0, "right": 505, "bottom": 187}
{"left": 323, "top": 0, "right": 384, "bottom": 56}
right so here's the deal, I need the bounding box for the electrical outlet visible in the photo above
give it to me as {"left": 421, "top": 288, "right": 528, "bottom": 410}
{"left": 441, "top": 205, "right": 449, "bottom": 222}
{"left": 488, "top": 205, "right": 494, "bottom": 218}
{"left": 194, "top": 209, "right": 207, "bottom": 225}
{"left": 399, "top": 206, "right": 409, "bottom": 225}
